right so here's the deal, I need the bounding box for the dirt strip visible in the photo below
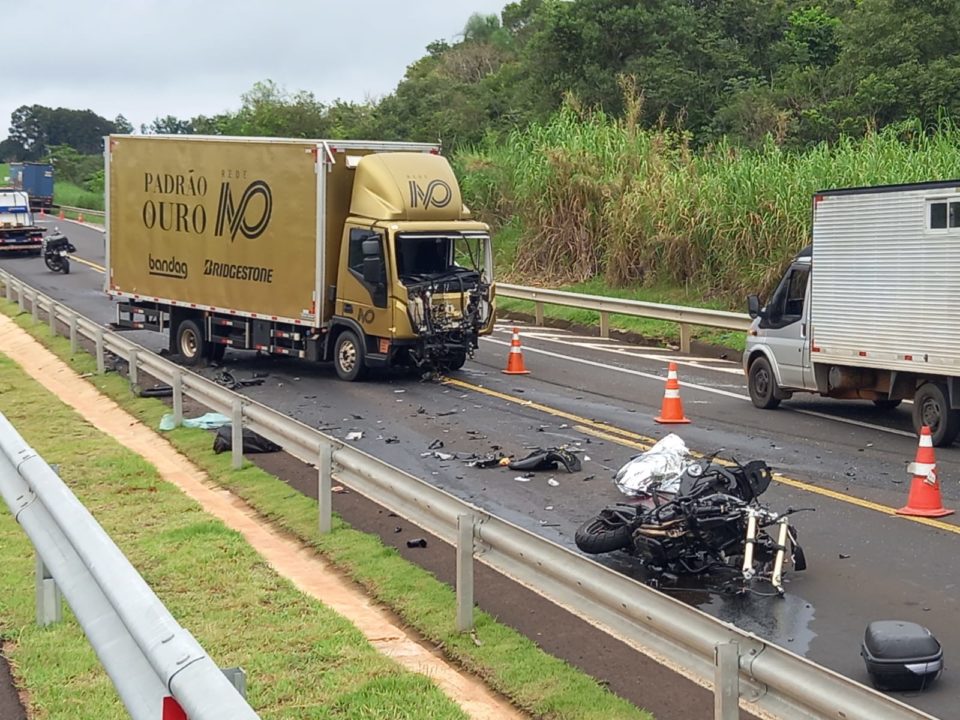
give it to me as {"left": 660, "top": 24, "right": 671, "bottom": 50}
{"left": 0, "top": 313, "right": 524, "bottom": 720}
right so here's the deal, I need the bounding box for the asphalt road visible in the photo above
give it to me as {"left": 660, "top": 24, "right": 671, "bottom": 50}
{"left": 6, "top": 218, "right": 958, "bottom": 718}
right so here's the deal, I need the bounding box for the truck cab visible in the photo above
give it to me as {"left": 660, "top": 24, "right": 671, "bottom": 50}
{"left": 0, "top": 190, "right": 44, "bottom": 253}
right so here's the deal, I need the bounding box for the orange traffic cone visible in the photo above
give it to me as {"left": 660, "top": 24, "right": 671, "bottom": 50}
{"left": 654, "top": 362, "right": 690, "bottom": 424}
{"left": 78, "top": 212, "right": 84, "bottom": 222}
{"left": 39, "top": 206, "right": 46, "bottom": 217}
{"left": 58, "top": 208, "right": 65, "bottom": 220}
{"left": 897, "top": 426, "right": 953, "bottom": 517}
{"left": 502, "top": 327, "right": 530, "bottom": 375}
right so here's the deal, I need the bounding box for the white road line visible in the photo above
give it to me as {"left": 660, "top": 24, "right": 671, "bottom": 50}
{"left": 481, "top": 337, "right": 916, "bottom": 438}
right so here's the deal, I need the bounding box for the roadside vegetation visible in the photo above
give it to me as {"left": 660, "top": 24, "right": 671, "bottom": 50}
{"left": 0, "top": 299, "right": 653, "bottom": 720}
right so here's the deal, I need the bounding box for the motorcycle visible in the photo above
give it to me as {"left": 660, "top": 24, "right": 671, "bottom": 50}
{"left": 42, "top": 230, "right": 77, "bottom": 274}
{"left": 574, "top": 435, "right": 809, "bottom": 595}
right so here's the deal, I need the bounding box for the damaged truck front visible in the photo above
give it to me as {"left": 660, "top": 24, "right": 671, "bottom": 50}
{"left": 107, "top": 135, "right": 494, "bottom": 380}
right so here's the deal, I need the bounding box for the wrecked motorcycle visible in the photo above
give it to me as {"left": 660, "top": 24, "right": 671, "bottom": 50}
{"left": 42, "top": 230, "right": 77, "bottom": 274}
{"left": 575, "top": 440, "right": 808, "bottom": 595}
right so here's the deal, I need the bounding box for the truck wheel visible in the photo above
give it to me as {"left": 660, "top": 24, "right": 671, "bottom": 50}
{"left": 446, "top": 352, "right": 467, "bottom": 371}
{"left": 912, "top": 383, "right": 960, "bottom": 446}
{"left": 334, "top": 330, "right": 367, "bottom": 381}
{"left": 748, "top": 356, "right": 781, "bottom": 409}
{"left": 176, "top": 319, "right": 207, "bottom": 366}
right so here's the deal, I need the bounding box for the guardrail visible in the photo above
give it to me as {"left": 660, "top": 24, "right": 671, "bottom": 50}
{"left": 53, "top": 203, "right": 105, "bottom": 219}
{"left": 0, "top": 269, "right": 937, "bottom": 720}
{"left": 497, "top": 283, "right": 751, "bottom": 353}
{"left": 0, "top": 413, "right": 258, "bottom": 720}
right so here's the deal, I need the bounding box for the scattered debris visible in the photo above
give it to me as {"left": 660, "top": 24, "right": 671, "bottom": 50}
{"left": 394, "top": 389, "right": 406, "bottom": 394}
{"left": 547, "top": 478, "right": 559, "bottom": 487}
{"left": 159, "top": 412, "right": 231, "bottom": 431}
{"left": 406, "top": 538, "right": 428, "bottom": 548}
{"left": 509, "top": 447, "right": 582, "bottom": 473}
{"left": 437, "top": 409, "right": 459, "bottom": 416}
{"left": 384, "top": 436, "right": 399, "bottom": 444}
{"left": 434, "top": 451, "right": 456, "bottom": 461}
{"left": 213, "top": 370, "right": 266, "bottom": 390}
{"left": 465, "top": 452, "right": 509, "bottom": 469}
{"left": 213, "top": 426, "right": 282, "bottom": 454}
{"left": 514, "top": 474, "right": 534, "bottom": 482}
{"left": 839, "top": 553, "right": 851, "bottom": 559}
{"left": 345, "top": 431, "right": 364, "bottom": 441}
{"left": 138, "top": 384, "right": 173, "bottom": 398}
{"left": 428, "top": 439, "right": 444, "bottom": 450}
{"left": 332, "top": 485, "right": 347, "bottom": 493}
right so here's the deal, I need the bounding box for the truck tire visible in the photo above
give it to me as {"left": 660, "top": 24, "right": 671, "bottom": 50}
{"left": 176, "top": 319, "right": 207, "bottom": 366}
{"left": 912, "top": 383, "right": 960, "bottom": 447}
{"left": 748, "top": 356, "right": 781, "bottom": 409}
{"left": 334, "top": 330, "right": 367, "bottom": 381}
{"left": 446, "top": 352, "right": 467, "bottom": 371}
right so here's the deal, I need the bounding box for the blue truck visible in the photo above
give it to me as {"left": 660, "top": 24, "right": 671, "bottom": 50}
{"left": 7, "top": 162, "right": 54, "bottom": 209}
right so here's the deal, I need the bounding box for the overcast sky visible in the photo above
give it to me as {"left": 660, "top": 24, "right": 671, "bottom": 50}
{"left": 5, "top": 0, "right": 509, "bottom": 140}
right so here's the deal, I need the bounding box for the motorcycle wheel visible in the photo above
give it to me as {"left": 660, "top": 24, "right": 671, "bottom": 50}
{"left": 61, "top": 258, "right": 70, "bottom": 274}
{"left": 574, "top": 513, "right": 634, "bottom": 554}
{"left": 44, "top": 257, "right": 61, "bottom": 272}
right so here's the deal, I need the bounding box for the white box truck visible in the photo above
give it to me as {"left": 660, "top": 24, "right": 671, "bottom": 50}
{"left": 743, "top": 180, "right": 960, "bottom": 445}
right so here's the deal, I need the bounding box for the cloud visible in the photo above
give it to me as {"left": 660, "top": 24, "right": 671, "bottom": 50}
{"left": 4, "top": 0, "right": 507, "bottom": 137}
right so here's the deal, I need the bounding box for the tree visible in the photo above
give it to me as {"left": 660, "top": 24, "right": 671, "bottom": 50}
{"left": 9, "top": 105, "right": 114, "bottom": 158}
{"left": 144, "top": 115, "right": 195, "bottom": 134}
{"left": 113, "top": 114, "right": 134, "bottom": 134}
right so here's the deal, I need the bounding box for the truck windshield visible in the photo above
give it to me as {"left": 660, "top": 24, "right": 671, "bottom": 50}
{"left": 396, "top": 233, "right": 489, "bottom": 285}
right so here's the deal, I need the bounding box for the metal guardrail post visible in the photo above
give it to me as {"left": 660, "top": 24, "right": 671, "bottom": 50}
{"left": 172, "top": 373, "right": 183, "bottom": 426}
{"left": 30, "top": 291, "right": 38, "bottom": 323}
{"left": 456, "top": 513, "right": 475, "bottom": 632}
{"left": 680, "top": 323, "right": 693, "bottom": 354}
{"left": 48, "top": 302, "right": 57, "bottom": 335}
{"left": 4, "top": 275, "right": 11, "bottom": 303}
{"left": 128, "top": 348, "right": 139, "bottom": 387}
{"left": 318, "top": 444, "right": 332, "bottom": 534}
{"left": 714, "top": 641, "right": 740, "bottom": 720}
{"left": 534, "top": 301, "right": 544, "bottom": 326}
{"left": 231, "top": 398, "right": 243, "bottom": 470}
{"left": 69, "top": 315, "right": 78, "bottom": 354}
{"left": 35, "top": 553, "right": 62, "bottom": 626}
{"left": 221, "top": 667, "right": 247, "bottom": 700}
{"left": 95, "top": 328, "right": 106, "bottom": 374}
{"left": 599, "top": 311, "right": 610, "bottom": 338}
{"left": 18, "top": 281, "right": 26, "bottom": 313}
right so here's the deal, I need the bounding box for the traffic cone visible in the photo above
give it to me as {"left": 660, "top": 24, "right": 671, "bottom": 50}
{"left": 78, "top": 212, "right": 84, "bottom": 222}
{"left": 897, "top": 426, "right": 953, "bottom": 517}
{"left": 502, "top": 327, "right": 530, "bottom": 375}
{"left": 39, "top": 207, "right": 45, "bottom": 217}
{"left": 58, "top": 208, "right": 65, "bottom": 220}
{"left": 654, "top": 362, "right": 690, "bottom": 424}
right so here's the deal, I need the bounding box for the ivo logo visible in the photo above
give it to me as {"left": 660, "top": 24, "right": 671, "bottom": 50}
{"left": 409, "top": 179, "right": 452, "bottom": 209}
{"left": 215, "top": 180, "right": 272, "bottom": 240}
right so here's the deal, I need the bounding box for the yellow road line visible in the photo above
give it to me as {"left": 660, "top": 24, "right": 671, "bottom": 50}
{"left": 447, "top": 377, "right": 960, "bottom": 536}
{"left": 73, "top": 256, "right": 105, "bottom": 273}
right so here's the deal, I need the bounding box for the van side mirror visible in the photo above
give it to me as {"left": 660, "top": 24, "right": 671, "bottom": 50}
{"left": 747, "top": 294, "right": 761, "bottom": 319}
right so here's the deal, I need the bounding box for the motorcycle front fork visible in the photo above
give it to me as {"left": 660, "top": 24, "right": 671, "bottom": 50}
{"left": 741, "top": 510, "right": 790, "bottom": 595}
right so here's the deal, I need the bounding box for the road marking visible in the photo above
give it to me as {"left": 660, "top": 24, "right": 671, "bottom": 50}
{"left": 446, "top": 377, "right": 960, "bottom": 536}
{"left": 72, "top": 256, "right": 105, "bottom": 273}
{"left": 481, "top": 336, "right": 917, "bottom": 438}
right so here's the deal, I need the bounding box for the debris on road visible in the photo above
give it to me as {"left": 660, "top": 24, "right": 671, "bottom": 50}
{"left": 509, "top": 447, "right": 582, "bottom": 473}
{"left": 213, "top": 370, "right": 266, "bottom": 390}
{"left": 514, "top": 474, "right": 534, "bottom": 482}
{"left": 213, "top": 426, "right": 282, "bottom": 454}
{"left": 345, "top": 431, "right": 364, "bottom": 441}
{"left": 406, "top": 538, "right": 428, "bottom": 548}
{"left": 547, "top": 478, "right": 559, "bottom": 487}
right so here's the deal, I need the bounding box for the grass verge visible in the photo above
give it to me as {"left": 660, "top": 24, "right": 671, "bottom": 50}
{"left": 53, "top": 182, "right": 104, "bottom": 213}
{"left": 0, "top": 299, "right": 654, "bottom": 720}
{"left": 0, "top": 344, "right": 471, "bottom": 719}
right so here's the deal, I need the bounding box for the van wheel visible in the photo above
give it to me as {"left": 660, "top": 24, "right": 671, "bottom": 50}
{"left": 913, "top": 383, "right": 960, "bottom": 446}
{"left": 176, "top": 319, "right": 206, "bottom": 366}
{"left": 748, "top": 356, "right": 781, "bottom": 409}
{"left": 334, "top": 330, "right": 367, "bottom": 381}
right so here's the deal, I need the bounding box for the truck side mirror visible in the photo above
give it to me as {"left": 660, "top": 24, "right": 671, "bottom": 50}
{"left": 361, "top": 238, "right": 381, "bottom": 257}
{"left": 362, "top": 257, "right": 384, "bottom": 285}
{"left": 747, "top": 294, "right": 761, "bottom": 319}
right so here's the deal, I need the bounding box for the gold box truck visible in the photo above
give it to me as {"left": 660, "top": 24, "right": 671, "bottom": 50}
{"left": 105, "top": 135, "right": 495, "bottom": 380}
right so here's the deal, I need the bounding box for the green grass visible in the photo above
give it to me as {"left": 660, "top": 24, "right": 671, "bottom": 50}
{"left": 0, "top": 299, "right": 654, "bottom": 720}
{"left": 0, "top": 164, "right": 8, "bottom": 183}
{"left": 54, "top": 181, "right": 104, "bottom": 213}
{"left": 0, "top": 351, "right": 471, "bottom": 719}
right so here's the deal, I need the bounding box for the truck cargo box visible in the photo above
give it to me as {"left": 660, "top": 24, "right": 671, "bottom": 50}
{"left": 811, "top": 181, "right": 960, "bottom": 376}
